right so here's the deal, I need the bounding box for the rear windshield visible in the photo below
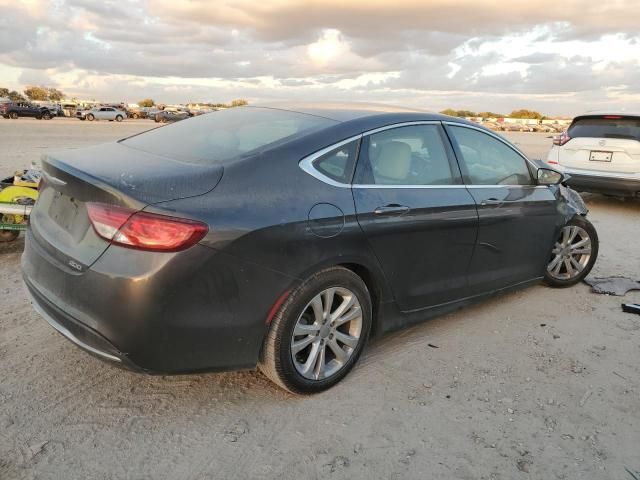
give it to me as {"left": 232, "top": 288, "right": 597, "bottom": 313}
{"left": 121, "top": 107, "right": 337, "bottom": 164}
{"left": 568, "top": 117, "right": 640, "bottom": 141}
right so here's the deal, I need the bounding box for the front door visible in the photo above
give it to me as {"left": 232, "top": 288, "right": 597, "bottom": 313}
{"left": 445, "top": 123, "right": 559, "bottom": 293}
{"left": 352, "top": 123, "right": 478, "bottom": 311}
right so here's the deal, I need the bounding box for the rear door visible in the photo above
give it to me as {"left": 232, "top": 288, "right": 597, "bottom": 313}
{"left": 445, "top": 123, "right": 559, "bottom": 293}
{"left": 352, "top": 122, "right": 478, "bottom": 311}
{"left": 560, "top": 115, "right": 640, "bottom": 174}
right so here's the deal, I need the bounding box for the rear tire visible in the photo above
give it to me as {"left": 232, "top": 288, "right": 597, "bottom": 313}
{"left": 115, "top": 115, "right": 123, "bottom": 122}
{"left": 259, "top": 267, "right": 372, "bottom": 394}
{"left": 42, "top": 112, "right": 51, "bottom": 120}
{"left": 544, "top": 216, "right": 598, "bottom": 288}
{"left": 87, "top": 114, "right": 95, "bottom": 121}
{"left": 9, "top": 112, "right": 18, "bottom": 119}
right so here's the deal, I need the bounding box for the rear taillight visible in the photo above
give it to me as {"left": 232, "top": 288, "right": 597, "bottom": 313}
{"left": 553, "top": 131, "right": 571, "bottom": 146}
{"left": 86, "top": 203, "right": 208, "bottom": 252}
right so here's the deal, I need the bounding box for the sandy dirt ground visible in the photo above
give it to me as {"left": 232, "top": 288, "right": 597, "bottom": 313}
{"left": 0, "top": 118, "right": 639, "bottom": 480}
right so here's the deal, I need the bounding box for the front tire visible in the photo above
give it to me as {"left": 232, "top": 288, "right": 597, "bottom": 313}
{"left": 87, "top": 114, "right": 95, "bottom": 121}
{"left": 42, "top": 112, "right": 52, "bottom": 120}
{"left": 259, "top": 267, "right": 372, "bottom": 394}
{"left": 544, "top": 216, "right": 598, "bottom": 288}
{"left": 9, "top": 112, "right": 18, "bottom": 119}
{"left": 115, "top": 115, "right": 123, "bottom": 122}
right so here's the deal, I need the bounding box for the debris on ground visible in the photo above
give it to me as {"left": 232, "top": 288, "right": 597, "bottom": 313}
{"left": 622, "top": 303, "right": 640, "bottom": 315}
{"left": 584, "top": 277, "right": 640, "bottom": 296}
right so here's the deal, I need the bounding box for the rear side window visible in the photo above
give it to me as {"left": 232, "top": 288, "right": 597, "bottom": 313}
{"left": 122, "top": 107, "right": 337, "bottom": 165}
{"left": 568, "top": 117, "right": 640, "bottom": 141}
{"left": 313, "top": 140, "right": 359, "bottom": 183}
{"left": 354, "top": 124, "right": 457, "bottom": 185}
{"left": 449, "top": 126, "right": 532, "bottom": 186}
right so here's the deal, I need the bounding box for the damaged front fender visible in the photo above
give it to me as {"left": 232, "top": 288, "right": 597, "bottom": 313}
{"left": 555, "top": 183, "right": 588, "bottom": 223}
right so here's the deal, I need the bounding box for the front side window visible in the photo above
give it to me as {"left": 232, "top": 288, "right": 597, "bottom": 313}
{"left": 354, "top": 124, "right": 456, "bottom": 185}
{"left": 448, "top": 126, "right": 532, "bottom": 186}
{"left": 312, "top": 140, "right": 359, "bottom": 184}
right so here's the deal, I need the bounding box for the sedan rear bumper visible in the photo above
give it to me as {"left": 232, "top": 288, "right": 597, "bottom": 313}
{"left": 24, "top": 275, "right": 140, "bottom": 369}
{"left": 22, "top": 228, "right": 297, "bottom": 374}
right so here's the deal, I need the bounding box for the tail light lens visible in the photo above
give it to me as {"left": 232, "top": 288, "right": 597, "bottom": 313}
{"left": 86, "top": 203, "right": 208, "bottom": 252}
{"left": 553, "top": 131, "right": 571, "bottom": 146}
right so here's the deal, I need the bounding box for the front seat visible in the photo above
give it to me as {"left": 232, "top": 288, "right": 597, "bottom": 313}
{"left": 372, "top": 141, "right": 412, "bottom": 185}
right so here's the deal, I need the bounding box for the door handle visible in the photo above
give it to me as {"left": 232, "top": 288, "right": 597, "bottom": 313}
{"left": 480, "top": 198, "right": 517, "bottom": 206}
{"left": 480, "top": 198, "right": 502, "bottom": 206}
{"left": 373, "top": 204, "right": 410, "bottom": 215}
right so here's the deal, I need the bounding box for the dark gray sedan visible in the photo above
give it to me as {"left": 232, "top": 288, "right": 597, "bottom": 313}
{"left": 22, "top": 104, "right": 598, "bottom": 393}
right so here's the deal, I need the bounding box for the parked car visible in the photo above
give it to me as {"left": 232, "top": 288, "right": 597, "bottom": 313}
{"left": 531, "top": 124, "right": 555, "bottom": 133}
{"left": 0, "top": 102, "right": 53, "bottom": 120}
{"left": 547, "top": 112, "right": 640, "bottom": 197}
{"left": 154, "top": 109, "right": 191, "bottom": 123}
{"left": 481, "top": 121, "right": 502, "bottom": 131}
{"left": 76, "top": 107, "right": 125, "bottom": 122}
{"left": 128, "top": 108, "right": 148, "bottom": 119}
{"left": 23, "top": 104, "right": 598, "bottom": 394}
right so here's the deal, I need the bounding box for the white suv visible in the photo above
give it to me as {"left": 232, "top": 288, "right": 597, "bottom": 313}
{"left": 547, "top": 112, "right": 640, "bottom": 197}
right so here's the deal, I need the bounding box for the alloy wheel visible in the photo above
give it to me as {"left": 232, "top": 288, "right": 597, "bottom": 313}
{"left": 547, "top": 225, "right": 592, "bottom": 280}
{"left": 291, "top": 287, "right": 363, "bottom": 381}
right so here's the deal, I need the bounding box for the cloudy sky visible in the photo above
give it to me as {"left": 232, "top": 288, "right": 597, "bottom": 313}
{"left": 1, "top": 0, "right": 639, "bottom": 115}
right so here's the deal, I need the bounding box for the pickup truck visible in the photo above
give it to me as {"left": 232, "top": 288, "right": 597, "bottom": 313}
{"left": 0, "top": 102, "right": 54, "bottom": 120}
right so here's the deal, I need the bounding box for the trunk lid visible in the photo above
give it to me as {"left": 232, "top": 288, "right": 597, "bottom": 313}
{"left": 31, "top": 142, "right": 222, "bottom": 268}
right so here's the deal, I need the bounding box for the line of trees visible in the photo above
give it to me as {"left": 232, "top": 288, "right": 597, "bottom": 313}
{"left": 440, "top": 108, "right": 545, "bottom": 119}
{"left": 0, "top": 85, "right": 66, "bottom": 102}
{"left": 137, "top": 98, "right": 249, "bottom": 108}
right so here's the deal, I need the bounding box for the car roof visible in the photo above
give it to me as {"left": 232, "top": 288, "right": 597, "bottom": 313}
{"left": 252, "top": 102, "right": 468, "bottom": 124}
{"left": 575, "top": 111, "right": 640, "bottom": 119}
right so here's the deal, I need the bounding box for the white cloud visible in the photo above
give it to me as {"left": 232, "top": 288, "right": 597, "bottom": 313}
{"left": 0, "top": 0, "right": 639, "bottom": 115}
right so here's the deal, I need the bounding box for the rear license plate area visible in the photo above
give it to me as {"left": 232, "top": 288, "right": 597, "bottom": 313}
{"left": 589, "top": 151, "right": 612, "bottom": 162}
{"left": 48, "top": 192, "right": 79, "bottom": 232}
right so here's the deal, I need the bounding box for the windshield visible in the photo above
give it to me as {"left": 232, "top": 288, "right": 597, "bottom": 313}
{"left": 568, "top": 116, "right": 640, "bottom": 141}
{"left": 121, "top": 107, "right": 337, "bottom": 164}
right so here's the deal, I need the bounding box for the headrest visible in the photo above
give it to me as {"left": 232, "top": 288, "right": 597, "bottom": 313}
{"left": 375, "top": 141, "right": 412, "bottom": 181}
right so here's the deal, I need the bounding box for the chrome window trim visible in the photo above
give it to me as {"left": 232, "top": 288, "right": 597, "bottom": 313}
{"left": 299, "top": 121, "right": 444, "bottom": 187}
{"left": 299, "top": 134, "right": 362, "bottom": 188}
{"left": 443, "top": 121, "right": 539, "bottom": 171}
{"left": 364, "top": 120, "right": 441, "bottom": 136}
{"left": 351, "top": 184, "right": 548, "bottom": 189}
{"left": 299, "top": 120, "right": 546, "bottom": 189}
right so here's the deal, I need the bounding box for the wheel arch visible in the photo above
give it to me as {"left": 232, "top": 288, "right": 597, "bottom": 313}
{"left": 284, "top": 256, "right": 391, "bottom": 338}
{"left": 337, "top": 262, "right": 385, "bottom": 336}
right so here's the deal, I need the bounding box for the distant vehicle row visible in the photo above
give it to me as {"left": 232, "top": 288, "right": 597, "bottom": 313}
{"left": 1, "top": 102, "right": 212, "bottom": 124}
{"left": 481, "top": 121, "right": 566, "bottom": 133}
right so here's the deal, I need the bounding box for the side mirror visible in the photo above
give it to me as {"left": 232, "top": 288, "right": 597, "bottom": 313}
{"left": 537, "top": 167, "right": 563, "bottom": 185}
